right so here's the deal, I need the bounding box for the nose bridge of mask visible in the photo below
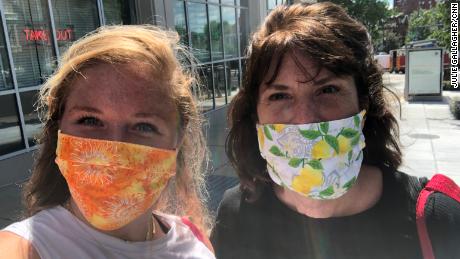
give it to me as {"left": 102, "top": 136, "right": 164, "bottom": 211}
{"left": 56, "top": 131, "right": 177, "bottom": 170}
{"left": 257, "top": 111, "right": 365, "bottom": 156}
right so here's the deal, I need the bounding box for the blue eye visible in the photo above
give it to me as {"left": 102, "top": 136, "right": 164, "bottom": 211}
{"left": 268, "top": 93, "right": 291, "bottom": 101}
{"left": 135, "top": 123, "right": 158, "bottom": 133}
{"left": 321, "top": 85, "right": 339, "bottom": 94}
{"left": 77, "top": 116, "right": 103, "bottom": 127}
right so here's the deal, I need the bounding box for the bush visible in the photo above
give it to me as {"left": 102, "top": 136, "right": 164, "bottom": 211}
{"left": 443, "top": 81, "right": 460, "bottom": 91}
{"left": 450, "top": 97, "right": 460, "bottom": 119}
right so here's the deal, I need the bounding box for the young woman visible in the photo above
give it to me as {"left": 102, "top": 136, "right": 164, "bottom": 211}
{"left": 0, "top": 25, "right": 214, "bottom": 259}
{"left": 211, "top": 3, "right": 460, "bottom": 258}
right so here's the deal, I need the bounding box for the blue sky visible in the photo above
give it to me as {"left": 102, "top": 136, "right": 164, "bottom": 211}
{"left": 385, "top": 0, "right": 394, "bottom": 9}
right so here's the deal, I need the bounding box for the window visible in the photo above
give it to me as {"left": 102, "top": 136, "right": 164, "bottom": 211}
{"left": 225, "top": 60, "right": 240, "bottom": 102}
{"left": 208, "top": 4, "right": 223, "bottom": 60}
{"left": 0, "top": 17, "right": 13, "bottom": 90}
{"left": 213, "top": 62, "right": 226, "bottom": 107}
{"left": 19, "top": 90, "right": 41, "bottom": 147}
{"left": 0, "top": 94, "right": 24, "bottom": 155}
{"left": 174, "top": 0, "right": 188, "bottom": 45}
{"left": 3, "top": 0, "right": 56, "bottom": 88}
{"left": 221, "top": 0, "right": 235, "bottom": 5}
{"left": 196, "top": 64, "right": 214, "bottom": 112}
{"left": 222, "top": 7, "right": 237, "bottom": 58}
{"left": 188, "top": 2, "right": 210, "bottom": 63}
{"left": 51, "top": 0, "right": 99, "bottom": 55}
{"left": 172, "top": 0, "right": 248, "bottom": 113}
{"left": 103, "top": 0, "right": 132, "bottom": 25}
{"left": 238, "top": 8, "right": 249, "bottom": 56}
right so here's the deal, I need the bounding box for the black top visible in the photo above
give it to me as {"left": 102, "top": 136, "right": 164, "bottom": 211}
{"left": 211, "top": 168, "right": 460, "bottom": 259}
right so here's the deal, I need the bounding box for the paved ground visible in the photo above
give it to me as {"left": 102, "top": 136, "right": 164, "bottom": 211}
{"left": 383, "top": 72, "right": 460, "bottom": 183}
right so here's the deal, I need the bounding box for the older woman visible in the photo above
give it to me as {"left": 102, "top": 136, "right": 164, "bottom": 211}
{"left": 0, "top": 25, "right": 214, "bottom": 258}
{"left": 211, "top": 3, "right": 460, "bottom": 259}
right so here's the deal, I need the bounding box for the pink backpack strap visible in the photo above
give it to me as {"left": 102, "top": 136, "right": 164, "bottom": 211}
{"left": 416, "top": 174, "right": 460, "bottom": 259}
{"left": 181, "top": 217, "right": 214, "bottom": 253}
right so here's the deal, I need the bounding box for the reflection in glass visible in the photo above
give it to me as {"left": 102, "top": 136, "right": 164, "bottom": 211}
{"left": 208, "top": 5, "right": 223, "bottom": 61}
{"left": 3, "top": 0, "right": 56, "bottom": 88}
{"left": 103, "top": 0, "right": 132, "bottom": 25}
{"left": 174, "top": 0, "right": 188, "bottom": 46}
{"left": 0, "top": 94, "right": 25, "bottom": 155}
{"left": 213, "top": 62, "right": 226, "bottom": 107}
{"left": 238, "top": 0, "right": 249, "bottom": 7}
{"left": 195, "top": 65, "right": 214, "bottom": 112}
{"left": 222, "top": 7, "right": 237, "bottom": 59}
{"left": 221, "top": 0, "right": 235, "bottom": 5}
{"left": 238, "top": 8, "right": 250, "bottom": 57}
{"left": 188, "top": 3, "right": 210, "bottom": 62}
{"left": 241, "top": 58, "right": 246, "bottom": 85}
{"left": 51, "top": 0, "right": 99, "bottom": 54}
{"left": 0, "top": 19, "right": 13, "bottom": 90}
{"left": 20, "top": 91, "right": 42, "bottom": 146}
{"left": 267, "top": 0, "right": 276, "bottom": 10}
{"left": 226, "top": 60, "right": 240, "bottom": 102}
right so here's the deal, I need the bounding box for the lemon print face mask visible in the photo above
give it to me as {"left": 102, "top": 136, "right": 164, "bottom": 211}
{"left": 55, "top": 131, "right": 176, "bottom": 230}
{"left": 256, "top": 111, "right": 366, "bottom": 200}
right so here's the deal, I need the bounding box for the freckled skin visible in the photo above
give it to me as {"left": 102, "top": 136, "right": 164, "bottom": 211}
{"left": 60, "top": 62, "right": 179, "bottom": 149}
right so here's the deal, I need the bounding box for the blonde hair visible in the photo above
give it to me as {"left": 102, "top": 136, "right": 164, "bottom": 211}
{"left": 24, "top": 25, "right": 211, "bottom": 231}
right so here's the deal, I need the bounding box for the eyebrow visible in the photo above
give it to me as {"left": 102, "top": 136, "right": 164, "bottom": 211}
{"left": 68, "top": 106, "right": 102, "bottom": 114}
{"left": 134, "top": 112, "right": 159, "bottom": 119}
{"left": 266, "top": 75, "right": 336, "bottom": 90}
{"left": 69, "top": 106, "right": 161, "bottom": 120}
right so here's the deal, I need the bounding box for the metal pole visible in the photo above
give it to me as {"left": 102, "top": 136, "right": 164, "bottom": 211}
{"left": 0, "top": 0, "right": 29, "bottom": 149}
{"left": 46, "top": 0, "right": 60, "bottom": 60}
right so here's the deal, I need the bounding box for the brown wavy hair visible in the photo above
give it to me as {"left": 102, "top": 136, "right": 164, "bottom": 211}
{"left": 226, "top": 2, "right": 401, "bottom": 200}
{"left": 23, "top": 25, "right": 211, "bottom": 231}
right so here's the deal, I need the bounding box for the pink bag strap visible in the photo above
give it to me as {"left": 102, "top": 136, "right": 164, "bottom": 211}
{"left": 181, "top": 217, "right": 215, "bottom": 253}
{"left": 416, "top": 174, "right": 460, "bottom": 259}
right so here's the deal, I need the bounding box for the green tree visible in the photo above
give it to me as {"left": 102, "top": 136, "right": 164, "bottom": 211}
{"left": 406, "top": 9, "right": 433, "bottom": 42}
{"left": 429, "top": 0, "right": 452, "bottom": 49}
{"left": 405, "top": 0, "right": 452, "bottom": 49}
{"left": 319, "top": 0, "right": 392, "bottom": 51}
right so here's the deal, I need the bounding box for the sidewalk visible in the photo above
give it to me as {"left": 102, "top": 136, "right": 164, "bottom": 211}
{"left": 383, "top": 73, "right": 460, "bottom": 184}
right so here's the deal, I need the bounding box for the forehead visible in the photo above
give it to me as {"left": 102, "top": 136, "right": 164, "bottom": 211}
{"left": 65, "top": 62, "right": 176, "bottom": 114}
{"left": 262, "top": 54, "right": 335, "bottom": 86}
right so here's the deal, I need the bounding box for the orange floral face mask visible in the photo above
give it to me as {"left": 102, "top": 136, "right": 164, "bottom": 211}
{"left": 55, "top": 131, "right": 176, "bottom": 231}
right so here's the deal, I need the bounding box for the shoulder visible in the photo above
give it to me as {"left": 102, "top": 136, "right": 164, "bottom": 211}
{"left": 421, "top": 178, "right": 460, "bottom": 256}
{"left": 0, "top": 228, "right": 40, "bottom": 259}
{"left": 425, "top": 192, "right": 460, "bottom": 221}
{"left": 216, "top": 185, "right": 243, "bottom": 216}
{"left": 210, "top": 185, "right": 244, "bottom": 258}
{"left": 381, "top": 167, "right": 424, "bottom": 199}
{"left": 153, "top": 212, "right": 215, "bottom": 258}
{"left": 0, "top": 206, "right": 76, "bottom": 259}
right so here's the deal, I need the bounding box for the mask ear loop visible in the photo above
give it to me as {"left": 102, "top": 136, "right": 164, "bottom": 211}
{"left": 360, "top": 110, "right": 367, "bottom": 130}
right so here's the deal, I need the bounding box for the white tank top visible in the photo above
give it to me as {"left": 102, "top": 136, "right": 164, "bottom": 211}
{"left": 3, "top": 206, "right": 215, "bottom": 259}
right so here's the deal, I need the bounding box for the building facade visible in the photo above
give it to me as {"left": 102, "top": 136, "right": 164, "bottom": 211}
{"left": 0, "top": 0, "right": 291, "bottom": 227}
{"left": 394, "top": 0, "right": 439, "bottom": 15}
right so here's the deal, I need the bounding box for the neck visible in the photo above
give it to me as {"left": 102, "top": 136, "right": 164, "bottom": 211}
{"left": 274, "top": 164, "right": 383, "bottom": 218}
{"left": 66, "top": 201, "right": 159, "bottom": 242}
